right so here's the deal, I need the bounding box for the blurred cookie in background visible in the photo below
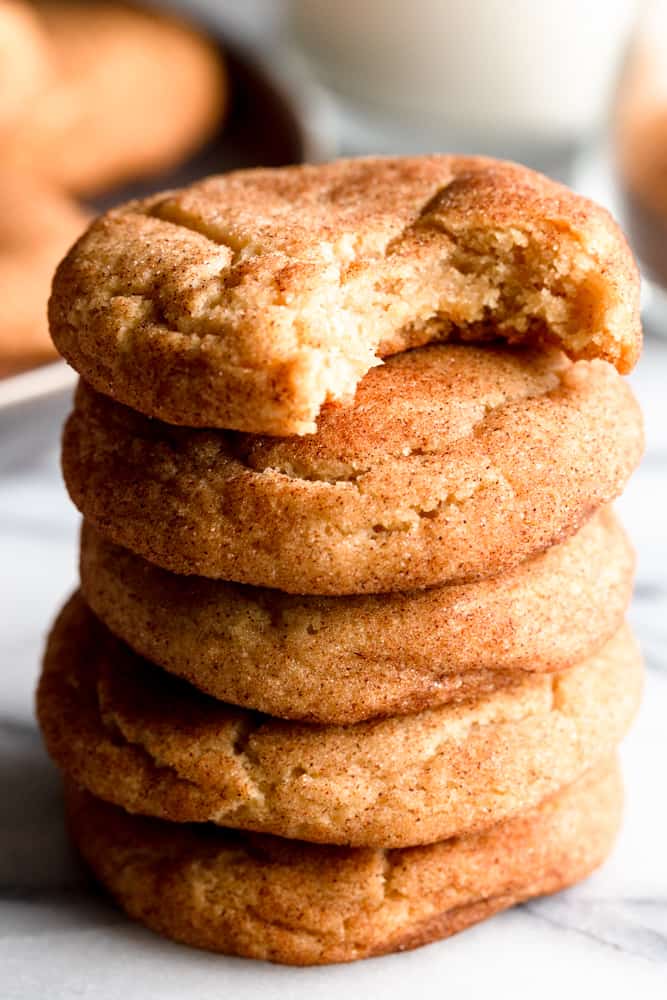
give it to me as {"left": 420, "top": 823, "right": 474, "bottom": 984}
{"left": 614, "top": 11, "right": 667, "bottom": 305}
{"left": 0, "top": 0, "right": 50, "bottom": 137}
{"left": 4, "top": 1, "right": 227, "bottom": 195}
{"left": 0, "top": 171, "right": 88, "bottom": 375}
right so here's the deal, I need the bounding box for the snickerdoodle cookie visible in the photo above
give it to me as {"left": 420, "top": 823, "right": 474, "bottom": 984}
{"left": 63, "top": 345, "right": 643, "bottom": 594}
{"left": 79, "top": 509, "right": 634, "bottom": 724}
{"left": 49, "top": 156, "right": 641, "bottom": 434}
{"left": 0, "top": 172, "right": 88, "bottom": 375}
{"left": 4, "top": 2, "right": 225, "bottom": 195}
{"left": 39, "top": 595, "right": 641, "bottom": 848}
{"left": 0, "top": 1, "right": 49, "bottom": 138}
{"left": 66, "top": 761, "right": 622, "bottom": 965}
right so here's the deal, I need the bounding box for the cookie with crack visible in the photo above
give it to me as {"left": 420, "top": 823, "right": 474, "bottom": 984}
{"left": 66, "top": 761, "right": 622, "bottom": 965}
{"left": 0, "top": 172, "right": 88, "bottom": 375}
{"left": 79, "top": 508, "right": 634, "bottom": 724}
{"left": 63, "top": 345, "right": 643, "bottom": 594}
{"left": 4, "top": 2, "right": 226, "bottom": 195}
{"left": 49, "top": 155, "right": 641, "bottom": 434}
{"left": 38, "top": 595, "right": 641, "bottom": 848}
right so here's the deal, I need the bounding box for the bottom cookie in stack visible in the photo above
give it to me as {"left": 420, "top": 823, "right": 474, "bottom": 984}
{"left": 65, "top": 761, "right": 622, "bottom": 966}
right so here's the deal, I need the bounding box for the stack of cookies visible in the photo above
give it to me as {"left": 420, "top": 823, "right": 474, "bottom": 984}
{"left": 38, "top": 157, "right": 645, "bottom": 966}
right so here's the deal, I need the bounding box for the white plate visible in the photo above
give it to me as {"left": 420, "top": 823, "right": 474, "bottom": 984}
{"left": 0, "top": 361, "right": 76, "bottom": 412}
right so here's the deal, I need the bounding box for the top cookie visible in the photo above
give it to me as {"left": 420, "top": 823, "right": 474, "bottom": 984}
{"left": 49, "top": 156, "right": 641, "bottom": 435}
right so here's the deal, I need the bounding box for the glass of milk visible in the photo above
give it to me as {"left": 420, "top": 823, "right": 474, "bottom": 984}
{"left": 290, "top": 0, "right": 639, "bottom": 180}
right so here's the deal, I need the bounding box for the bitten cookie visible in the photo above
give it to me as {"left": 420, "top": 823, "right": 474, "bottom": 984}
{"left": 4, "top": 2, "right": 226, "bottom": 194}
{"left": 79, "top": 509, "right": 634, "bottom": 723}
{"left": 66, "top": 761, "right": 622, "bottom": 965}
{"left": 63, "top": 345, "right": 643, "bottom": 594}
{"left": 38, "top": 595, "right": 641, "bottom": 848}
{"left": 49, "top": 156, "right": 641, "bottom": 434}
{"left": 0, "top": 172, "right": 88, "bottom": 375}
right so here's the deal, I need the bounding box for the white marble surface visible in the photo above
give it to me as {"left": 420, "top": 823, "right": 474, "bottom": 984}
{"left": 0, "top": 338, "right": 666, "bottom": 998}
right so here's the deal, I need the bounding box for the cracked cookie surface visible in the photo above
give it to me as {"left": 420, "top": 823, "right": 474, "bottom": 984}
{"left": 0, "top": 1, "right": 49, "bottom": 139}
{"left": 63, "top": 344, "right": 643, "bottom": 594}
{"left": 79, "top": 509, "right": 634, "bottom": 723}
{"left": 38, "top": 595, "right": 641, "bottom": 847}
{"left": 65, "top": 762, "right": 622, "bottom": 964}
{"left": 49, "top": 155, "right": 641, "bottom": 434}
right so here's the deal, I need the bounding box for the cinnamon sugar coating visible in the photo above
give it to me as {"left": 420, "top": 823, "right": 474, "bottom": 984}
{"left": 63, "top": 345, "right": 643, "bottom": 594}
{"left": 79, "top": 509, "right": 634, "bottom": 723}
{"left": 50, "top": 156, "right": 641, "bottom": 434}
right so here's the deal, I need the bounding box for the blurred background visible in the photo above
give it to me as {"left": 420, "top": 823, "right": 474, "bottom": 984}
{"left": 2, "top": 2, "right": 667, "bottom": 991}
{"left": 1, "top": 0, "right": 667, "bottom": 385}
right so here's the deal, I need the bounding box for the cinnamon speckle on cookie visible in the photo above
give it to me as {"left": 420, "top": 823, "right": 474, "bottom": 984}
{"left": 49, "top": 156, "right": 641, "bottom": 433}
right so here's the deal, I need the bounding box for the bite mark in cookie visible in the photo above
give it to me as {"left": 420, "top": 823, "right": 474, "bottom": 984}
{"left": 50, "top": 156, "right": 641, "bottom": 434}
